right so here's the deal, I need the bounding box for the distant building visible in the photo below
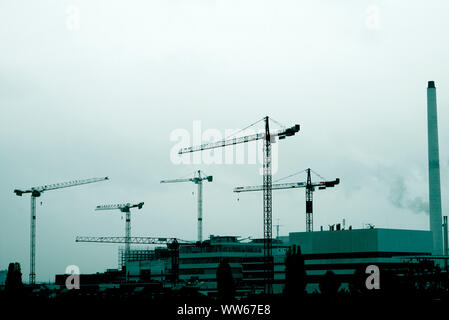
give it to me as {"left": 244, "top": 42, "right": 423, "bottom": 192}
{"left": 0, "top": 269, "right": 7, "bottom": 285}
{"left": 286, "top": 228, "right": 434, "bottom": 291}
{"left": 55, "top": 269, "right": 123, "bottom": 286}
{"left": 126, "top": 247, "right": 172, "bottom": 283}
{"left": 118, "top": 247, "right": 156, "bottom": 269}
{"left": 126, "top": 235, "right": 288, "bottom": 294}
{"left": 62, "top": 228, "right": 440, "bottom": 294}
{"left": 178, "top": 236, "right": 287, "bottom": 294}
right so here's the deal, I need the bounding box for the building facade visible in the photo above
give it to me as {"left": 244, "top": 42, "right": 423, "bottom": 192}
{"left": 111, "top": 229, "right": 438, "bottom": 294}
{"left": 286, "top": 228, "right": 434, "bottom": 291}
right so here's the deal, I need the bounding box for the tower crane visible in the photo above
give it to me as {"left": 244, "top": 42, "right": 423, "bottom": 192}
{"left": 178, "top": 116, "right": 300, "bottom": 294}
{"left": 95, "top": 202, "right": 144, "bottom": 264}
{"left": 14, "top": 176, "right": 109, "bottom": 284}
{"left": 76, "top": 236, "right": 194, "bottom": 283}
{"left": 274, "top": 219, "right": 283, "bottom": 238}
{"left": 234, "top": 168, "right": 340, "bottom": 232}
{"left": 161, "top": 170, "right": 212, "bottom": 242}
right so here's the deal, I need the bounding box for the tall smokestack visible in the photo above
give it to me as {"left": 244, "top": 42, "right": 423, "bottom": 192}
{"left": 427, "top": 80, "right": 443, "bottom": 255}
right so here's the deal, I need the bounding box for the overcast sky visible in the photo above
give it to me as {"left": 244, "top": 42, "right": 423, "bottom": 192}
{"left": 1, "top": 0, "right": 449, "bottom": 282}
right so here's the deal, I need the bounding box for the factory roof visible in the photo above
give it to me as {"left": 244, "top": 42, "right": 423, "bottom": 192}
{"left": 287, "top": 228, "right": 433, "bottom": 256}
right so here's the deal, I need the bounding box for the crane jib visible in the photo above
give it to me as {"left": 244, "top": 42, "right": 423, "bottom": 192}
{"left": 177, "top": 125, "right": 299, "bottom": 155}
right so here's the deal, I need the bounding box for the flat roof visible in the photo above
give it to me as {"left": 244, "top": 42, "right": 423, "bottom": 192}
{"left": 287, "top": 228, "right": 433, "bottom": 255}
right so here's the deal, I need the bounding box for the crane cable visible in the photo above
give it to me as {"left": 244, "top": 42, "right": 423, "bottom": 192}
{"left": 224, "top": 117, "right": 266, "bottom": 140}
{"left": 269, "top": 117, "right": 287, "bottom": 130}
{"left": 273, "top": 168, "right": 328, "bottom": 183}
{"left": 310, "top": 169, "right": 327, "bottom": 181}
{"left": 273, "top": 169, "right": 307, "bottom": 183}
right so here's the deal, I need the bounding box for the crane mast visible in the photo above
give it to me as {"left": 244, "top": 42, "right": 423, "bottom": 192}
{"left": 306, "top": 168, "right": 313, "bottom": 232}
{"left": 263, "top": 117, "right": 273, "bottom": 293}
{"left": 14, "top": 176, "right": 109, "bottom": 284}
{"left": 197, "top": 172, "right": 203, "bottom": 242}
{"left": 275, "top": 219, "right": 283, "bottom": 238}
{"left": 161, "top": 170, "right": 213, "bottom": 242}
{"left": 30, "top": 195, "right": 36, "bottom": 285}
{"left": 178, "top": 116, "right": 300, "bottom": 294}
{"left": 95, "top": 202, "right": 144, "bottom": 267}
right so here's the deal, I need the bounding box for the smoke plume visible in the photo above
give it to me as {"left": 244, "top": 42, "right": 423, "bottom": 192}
{"left": 388, "top": 176, "right": 429, "bottom": 214}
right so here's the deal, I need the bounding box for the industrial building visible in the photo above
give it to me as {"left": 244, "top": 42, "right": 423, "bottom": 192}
{"left": 126, "top": 236, "right": 289, "bottom": 294}
{"left": 124, "top": 247, "right": 172, "bottom": 283}
{"left": 286, "top": 227, "right": 438, "bottom": 291}
{"left": 120, "top": 227, "right": 443, "bottom": 294}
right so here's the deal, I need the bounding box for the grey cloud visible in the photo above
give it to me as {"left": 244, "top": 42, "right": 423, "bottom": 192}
{"left": 1, "top": 0, "right": 447, "bottom": 282}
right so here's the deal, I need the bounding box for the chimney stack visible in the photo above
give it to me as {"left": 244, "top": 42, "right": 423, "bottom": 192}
{"left": 427, "top": 80, "right": 443, "bottom": 255}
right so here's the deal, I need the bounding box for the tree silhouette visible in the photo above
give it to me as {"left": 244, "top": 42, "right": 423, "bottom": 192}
{"left": 349, "top": 265, "right": 369, "bottom": 296}
{"left": 216, "top": 259, "right": 234, "bottom": 301}
{"left": 284, "top": 244, "right": 306, "bottom": 297}
{"left": 319, "top": 270, "right": 340, "bottom": 297}
{"left": 5, "top": 262, "right": 23, "bottom": 293}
